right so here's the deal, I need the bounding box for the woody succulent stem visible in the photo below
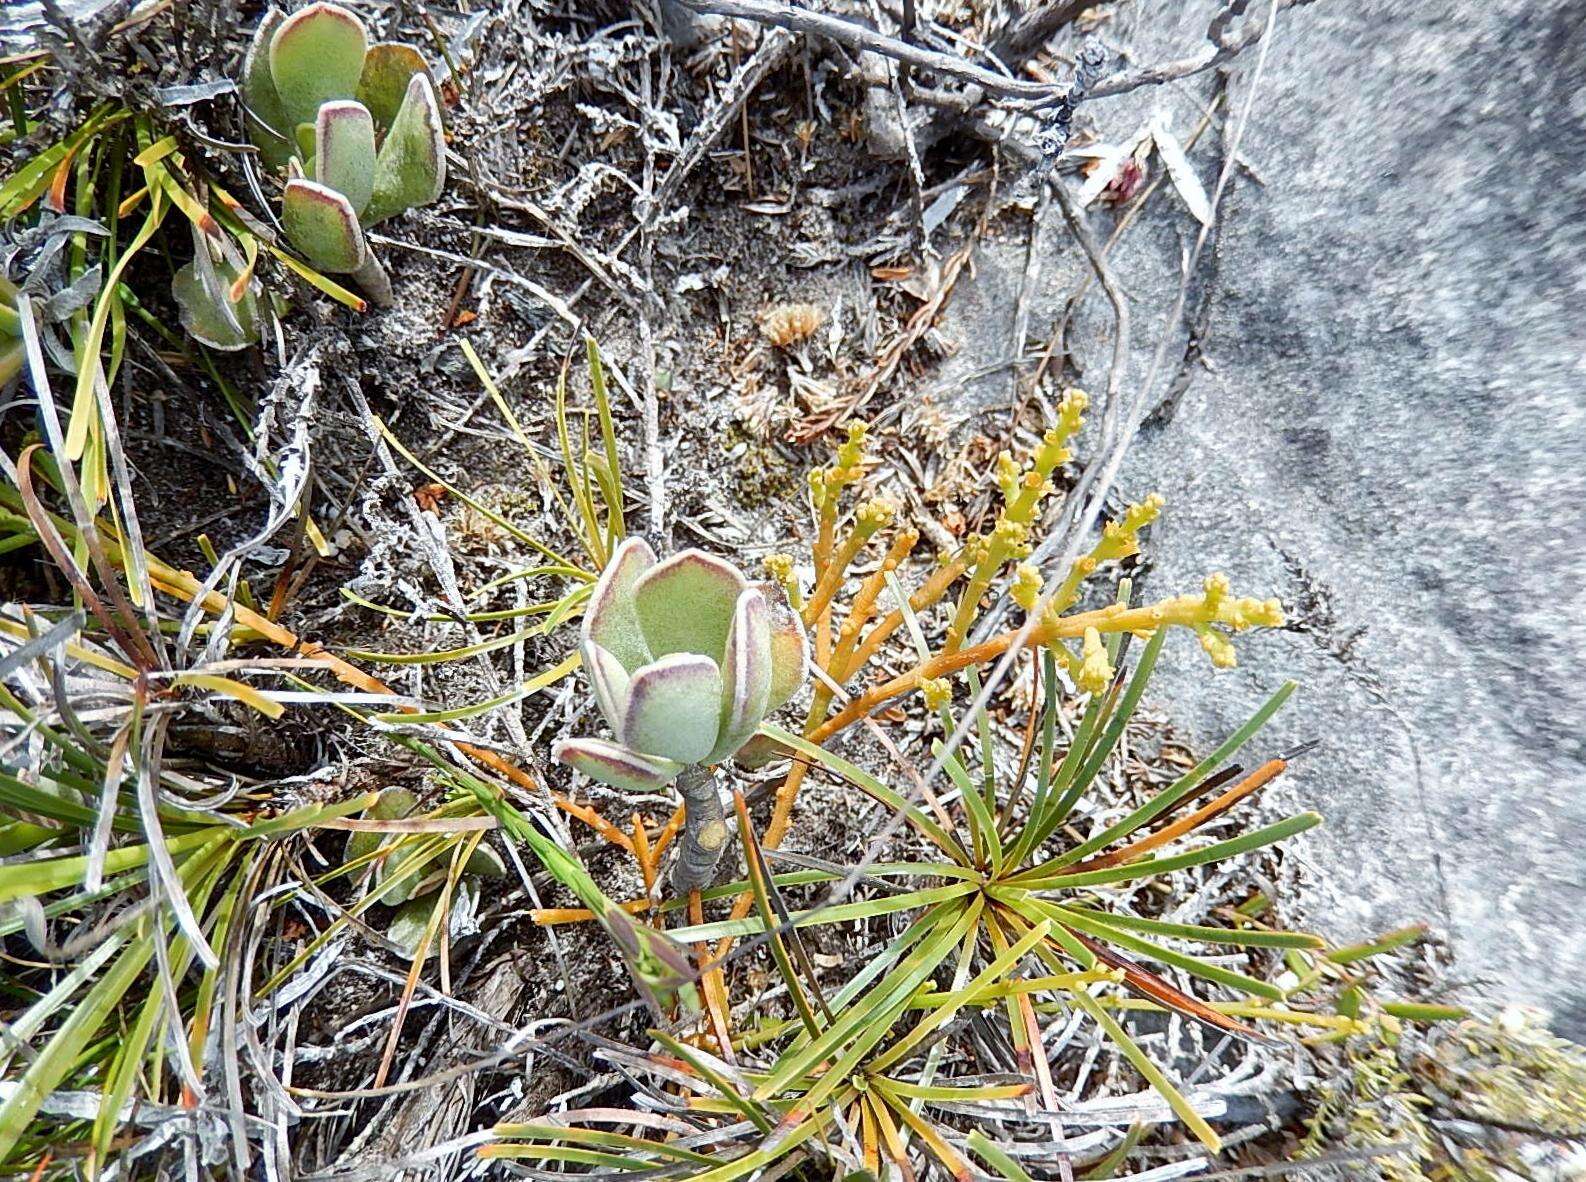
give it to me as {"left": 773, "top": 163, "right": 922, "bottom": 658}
{"left": 672, "top": 765, "right": 729, "bottom": 893}
{"left": 352, "top": 250, "right": 392, "bottom": 307}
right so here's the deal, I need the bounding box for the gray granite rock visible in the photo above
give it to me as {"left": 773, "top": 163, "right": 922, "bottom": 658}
{"left": 940, "top": 0, "right": 1586, "bottom": 1034}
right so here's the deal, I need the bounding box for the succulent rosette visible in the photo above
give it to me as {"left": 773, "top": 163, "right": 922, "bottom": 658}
{"left": 235, "top": 2, "right": 446, "bottom": 305}
{"left": 552, "top": 540, "right": 808, "bottom": 792}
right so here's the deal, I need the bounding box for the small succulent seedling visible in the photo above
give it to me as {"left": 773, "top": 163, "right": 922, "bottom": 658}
{"left": 242, "top": 3, "right": 446, "bottom": 306}
{"left": 552, "top": 539, "right": 809, "bottom": 891}
{"left": 345, "top": 786, "right": 507, "bottom": 957}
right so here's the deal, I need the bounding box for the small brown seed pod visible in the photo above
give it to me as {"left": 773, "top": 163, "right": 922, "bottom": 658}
{"left": 759, "top": 302, "right": 824, "bottom": 347}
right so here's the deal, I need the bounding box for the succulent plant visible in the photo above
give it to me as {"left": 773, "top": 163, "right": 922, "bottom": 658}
{"left": 552, "top": 539, "right": 809, "bottom": 891}
{"left": 345, "top": 786, "right": 507, "bottom": 957}
{"left": 241, "top": 3, "right": 446, "bottom": 306}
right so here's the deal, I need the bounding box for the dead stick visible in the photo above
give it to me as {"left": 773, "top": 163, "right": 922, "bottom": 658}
{"left": 674, "top": 0, "right": 1071, "bottom": 105}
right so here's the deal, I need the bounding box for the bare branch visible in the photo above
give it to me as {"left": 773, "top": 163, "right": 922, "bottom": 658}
{"left": 1089, "top": 0, "right": 1318, "bottom": 99}
{"left": 674, "top": 0, "right": 1072, "bottom": 105}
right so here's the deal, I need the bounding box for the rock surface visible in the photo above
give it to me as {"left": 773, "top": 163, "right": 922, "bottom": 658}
{"left": 943, "top": 0, "right": 1586, "bottom": 1033}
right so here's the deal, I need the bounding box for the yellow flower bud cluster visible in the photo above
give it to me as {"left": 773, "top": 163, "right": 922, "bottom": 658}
{"left": 993, "top": 514, "right": 1033, "bottom": 558}
{"left": 809, "top": 422, "right": 870, "bottom": 515}
{"left": 855, "top": 497, "right": 896, "bottom": 533}
{"left": 1050, "top": 492, "right": 1166, "bottom": 613}
{"left": 1197, "top": 572, "right": 1284, "bottom": 632}
{"left": 1094, "top": 492, "right": 1165, "bottom": 564}
{"left": 1192, "top": 589, "right": 1285, "bottom": 667}
{"left": 921, "top": 676, "right": 953, "bottom": 711}
{"left": 1033, "top": 387, "right": 1089, "bottom": 473}
{"left": 1011, "top": 564, "right": 1042, "bottom": 610}
{"left": 1076, "top": 626, "right": 1113, "bottom": 694}
{"left": 993, "top": 390, "right": 1088, "bottom": 520}
{"left": 1199, "top": 629, "right": 1238, "bottom": 668}
{"left": 833, "top": 421, "right": 868, "bottom": 477}
{"left": 994, "top": 451, "right": 1022, "bottom": 502}
{"left": 764, "top": 553, "right": 803, "bottom": 610}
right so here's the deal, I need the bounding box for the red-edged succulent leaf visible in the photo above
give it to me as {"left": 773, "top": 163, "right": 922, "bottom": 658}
{"left": 622, "top": 654, "right": 724, "bottom": 765}
{"left": 281, "top": 178, "right": 366, "bottom": 272}
{"left": 315, "top": 100, "right": 376, "bottom": 217}
{"left": 632, "top": 549, "right": 748, "bottom": 663}
{"left": 709, "top": 588, "right": 772, "bottom": 763}
{"left": 757, "top": 580, "right": 809, "bottom": 713}
{"left": 581, "top": 638, "right": 632, "bottom": 738}
{"left": 582, "top": 537, "right": 657, "bottom": 674}
{"left": 268, "top": 2, "right": 368, "bottom": 129}
{"left": 363, "top": 73, "right": 446, "bottom": 225}
{"left": 241, "top": 8, "right": 295, "bottom": 169}
{"left": 552, "top": 737, "right": 682, "bottom": 793}
{"left": 357, "top": 41, "right": 428, "bottom": 130}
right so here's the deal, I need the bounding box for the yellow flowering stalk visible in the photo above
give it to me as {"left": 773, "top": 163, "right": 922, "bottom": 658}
{"left": 812, "top": 574, "right": 1284, "bottom": 743}
{"left": 809, "top": 421, "right": 869, "bottom": 576}
{"left": 803, "top": 497, "right": 896, "bottom": 629}
{"left": 1050, "top": 492, "right": 1165, "bottom": 614}
{"left": 944, "top": 389, "right": 1088, "bottom": 652}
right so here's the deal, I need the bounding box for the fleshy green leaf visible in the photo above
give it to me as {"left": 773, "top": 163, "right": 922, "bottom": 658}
{"left": 622, "top": 654, "right": 723, "bottom": 764}
{"left": 281, "top": 178, "right": 366, "bottom": 272}
{"left": 344, "top": 787, "right": 419, "bottom": 865}
{"left": 357, "top": 41, "right": 429, "bottom": 130}
{"left": 293, "top": 121, "right": 316, "bottom": 163}
{"left": 757, "top": 580, "right": 808, "bottom": 713}
{"left": 552, "top": 737, "right": 682, "bottom": 793}
{"left": 632, "top": 549, "right": 746, "bottom": 663}
{"left": 581, "top": 638, "right": 631, "bottom": 738}
{"left": 581, "top": 537, "right": 656, "bottom": 674}
{"left": 171, "top": 258, "right": 260, "bottom": 351}
{"left": 314, "top": 99, "right": 376, "bottom": 217}
{"left": 709, "top": 588, "right": 771, "bottom": 763}
{"left": 241, "top": 8, "right": 294, "bottom": 169}
{"left": 388, "top": 894, "right": 437, "bottom": 958}
{"left": 464, "top": 841, "right": 507, "bottom": 878}
{"left": 362, "top": 73, "right": 446, "bottom": 226}
{"left": 267, "top": 2, "right": 368, "bottom": 130}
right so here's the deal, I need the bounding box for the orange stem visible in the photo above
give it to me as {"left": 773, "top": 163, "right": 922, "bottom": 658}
{"left": 845, "top": 557, "right": 967, "bottom": 673}
{"left": 1062, "top": 757, "right": 1289, "bottom": 874}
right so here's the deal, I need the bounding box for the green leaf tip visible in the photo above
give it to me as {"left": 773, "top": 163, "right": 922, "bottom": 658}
{"left": 363, "top": 72, "right": 447, "bottom": 226}
{"left": 315, "top": 99, "right": 376, "bottom": 217}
